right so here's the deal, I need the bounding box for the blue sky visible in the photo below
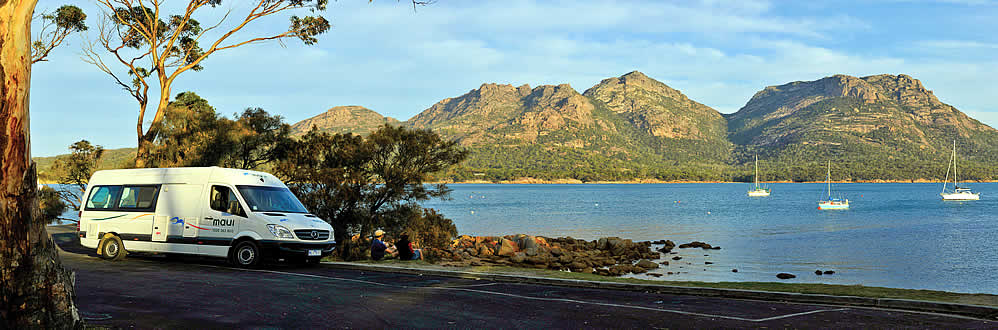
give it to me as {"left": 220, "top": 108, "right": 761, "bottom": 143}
{"left": 30, "top": 0, "right": 998, "bottom": 156}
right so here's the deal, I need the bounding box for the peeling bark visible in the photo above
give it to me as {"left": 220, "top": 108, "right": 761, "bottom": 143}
{"left": 0, "top": 1, "right": 81, "bottom": 328}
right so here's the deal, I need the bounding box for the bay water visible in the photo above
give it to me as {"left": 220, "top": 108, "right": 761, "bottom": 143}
{"left": 424, "top": 183, "right": 998, "bottom": 294}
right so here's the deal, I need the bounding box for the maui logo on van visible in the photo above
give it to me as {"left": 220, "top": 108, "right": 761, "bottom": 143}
{"left": 172, "top": 217, "right": 209, "bottom": 230}
{"left": 212, "top": 218, "right": 234, "bottom": 227}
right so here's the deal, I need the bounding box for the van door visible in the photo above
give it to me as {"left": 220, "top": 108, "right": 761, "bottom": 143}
{"left": 153, "top": 216, "right": 168, "bottom": 242}
{"left": 154, "top": 184, "right": 204, "bottom": 253}
{"left": 200, "top": 184, "right": 247, "bottom": 248}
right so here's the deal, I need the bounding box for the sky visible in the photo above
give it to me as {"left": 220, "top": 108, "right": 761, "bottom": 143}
{"left": 29, "top": 0, "right": 998, "bottom": 156}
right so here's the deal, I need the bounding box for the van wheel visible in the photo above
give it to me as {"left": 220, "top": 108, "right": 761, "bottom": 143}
{"left": 231, "top": 241, "right": 260, "bottom": 267}
{"left": 99, "top": 234, "right": 126, "bottom": 261}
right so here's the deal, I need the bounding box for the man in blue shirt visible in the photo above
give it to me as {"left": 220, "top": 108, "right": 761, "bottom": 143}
{"left": 370, "top": 230, "right": 396, "bottom": 260}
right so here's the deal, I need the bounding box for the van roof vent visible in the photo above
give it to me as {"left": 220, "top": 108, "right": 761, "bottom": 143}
{"left": 262, "top": 212, "right": 286, "bottom": 217}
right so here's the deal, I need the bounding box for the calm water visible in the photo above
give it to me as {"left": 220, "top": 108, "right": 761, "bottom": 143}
{"left": 424, "top": 183, "right": 998, "bottom": 294}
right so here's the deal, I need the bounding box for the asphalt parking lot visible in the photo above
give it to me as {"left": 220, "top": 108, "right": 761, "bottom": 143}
{"left": 49, "top": 226, "right": 997, "bottom": 328}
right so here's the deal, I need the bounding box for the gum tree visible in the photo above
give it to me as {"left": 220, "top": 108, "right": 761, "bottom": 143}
{"left": 83, "top": 0, "right": 333, "bottom": 167}
{"left": 1, "top": 2, "right": 86, "bottom": 328}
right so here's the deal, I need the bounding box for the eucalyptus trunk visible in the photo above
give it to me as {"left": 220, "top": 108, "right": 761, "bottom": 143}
{"left": 0, "top": 1, "right": 80, "bottom": 327}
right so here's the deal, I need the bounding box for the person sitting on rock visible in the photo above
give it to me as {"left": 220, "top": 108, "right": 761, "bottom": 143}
{"left": 371, "top": 229, "right": 397, "bottom": 261}
{"left": 396, "top": 233, "right": 423, "bottom": 261}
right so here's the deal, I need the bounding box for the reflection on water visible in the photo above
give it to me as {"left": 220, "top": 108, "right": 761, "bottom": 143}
{"left": 425, "top": 183, "right": 998, "bottom": 294}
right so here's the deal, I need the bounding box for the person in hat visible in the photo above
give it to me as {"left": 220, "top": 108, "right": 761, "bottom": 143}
{"left": 370, "top": 229, "right": 397, "bottom": 261}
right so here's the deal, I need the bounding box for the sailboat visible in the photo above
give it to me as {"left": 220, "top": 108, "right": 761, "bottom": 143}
{"left": 941, "top": 140, "right": 980, "bottom": 201}
{"left": 818, "top": 160, "right": 849, "bottom": 210}
{"left": 747, "top": 155, "right": 771, "bottom": 197}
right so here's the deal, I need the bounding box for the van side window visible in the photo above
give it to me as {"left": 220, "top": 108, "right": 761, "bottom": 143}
{"left": 86, "top": 186, "right": 122, "bottom": 210}
{"left": 210, "top": 185, "right": 246, "bottom": 217}
{"left": 118, "top": 186, "right": 160, "bottom": 210}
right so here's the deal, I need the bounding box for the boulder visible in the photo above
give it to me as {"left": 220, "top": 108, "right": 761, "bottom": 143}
{"left": 525, "top": 254, "right": 551, "bottom": 265}
{"left": 678, "top": 241, "right": 713, "bottom": 249}
{"left": 731, "top": 269, "right": 738, "bottom": 272}
{"left": 511, "top": 252, "right": 526, "bottom": 263}
{"left": 496, "top": 239, "right": 519, "bottom": 257}
{"left": 777, "top": 273, "right": 796, "bottom": 279}
{"left": 659, "top": 261, "right": 669, "bottom": 266}
{"left": 519, "top": 235, "right": 540, "bottom": 251}
{"left": 636, "top": 259, "right": 659, "bottom": 270}
{"left": 823, "top": 270, "right": 835, "bottom": 275}
{"left": 815, "top": 270, "right": 823, "bottom": 275}
{"left": 477, "top": 245, "right": 492, "bottom": 257}
{"left": 672, "top": 256, "right": 682, "bottom": 261}
{"left": 524, "top": 247, "right": 539, "bottom": 257}
{"left": 705, "top": 262, "right": 713, "bottom": 265}
{"left": 646, "top": 273, "right": 663, "bottom": 277}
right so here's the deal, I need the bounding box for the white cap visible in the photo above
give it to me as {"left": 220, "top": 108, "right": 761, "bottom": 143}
{"left": 374, "top": 229, "right": 385, "bottom": 237}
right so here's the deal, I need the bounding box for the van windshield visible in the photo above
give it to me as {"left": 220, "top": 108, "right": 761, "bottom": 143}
{"left": 235, "top": 185, "right": 309, "bottom": 214}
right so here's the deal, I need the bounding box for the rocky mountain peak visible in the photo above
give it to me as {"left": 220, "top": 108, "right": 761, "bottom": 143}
{"left": 861, "top": 74, "right": 941, "bottom": 107}
{"left": 472, "top": 83, "right": 524, "bottom": 101}
{"left": 585, "top": 70, "right": 688, "bottom": 103}
{"left": 583, "top": 71, "right": 726, "bottom": 141}
{"left": 518, "top": 84, "right": 595, "bottom": 131}
{"left": 289, "top": 105, "right": 399, "bottom": 136}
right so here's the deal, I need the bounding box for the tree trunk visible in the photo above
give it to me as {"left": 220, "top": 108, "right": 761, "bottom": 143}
{"left": 0, "top": 1, "right": 81, "bottom": 328}
{"left": 332, "top": 222, "right": 349, "bottom": 259}
{"left": 134, "top": 136, "right": 151, "bottom": 168}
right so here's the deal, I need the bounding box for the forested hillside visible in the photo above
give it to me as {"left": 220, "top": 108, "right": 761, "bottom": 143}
{"left": 38, "top": 72, "right": 998, "bottom": 183}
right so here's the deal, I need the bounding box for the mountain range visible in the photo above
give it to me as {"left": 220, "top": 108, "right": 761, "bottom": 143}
{"left": 290, "top": 71, "right": 998, "bottom": 182}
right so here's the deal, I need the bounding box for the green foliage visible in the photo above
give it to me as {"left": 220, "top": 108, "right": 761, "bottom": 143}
{"left": 223, "top": 108, "right": 294, "bottom": 170}
{"left": 38, "top": 186, "right": 67, "bottom": 224}
{"left": 381, "top": 205, "right": 457, "bottom": 262}
{"left": 144, "top": 92, "right": 291, "bottom": 169}
{"left": 50, "top": 140, "right": 104, "bottom": 211}
{"left": 31, "top": 5, "right": 87, "bottom": 63}
{"left": 275, "top": 124, "right": 467, "bottom": 259}
{"left": 147, "top": 92, "right": 236, "bottom": 167}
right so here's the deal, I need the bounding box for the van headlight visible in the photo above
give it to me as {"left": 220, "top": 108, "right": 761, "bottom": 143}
{"left": 267, "top": 224, "right": 294, "bottom": 239}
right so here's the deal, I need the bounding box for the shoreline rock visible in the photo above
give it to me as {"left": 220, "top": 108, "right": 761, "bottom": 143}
{"left": 440, "top": 234, "right": 660, "bottom": 276}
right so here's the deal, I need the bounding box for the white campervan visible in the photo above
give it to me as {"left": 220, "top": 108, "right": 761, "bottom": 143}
{"left": 77, "top": 167, "right": 335, "bottom": 266}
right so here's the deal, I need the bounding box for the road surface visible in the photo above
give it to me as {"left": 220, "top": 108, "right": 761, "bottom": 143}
{"left": 49, "top": 226, "right": 996, "bottom": 328}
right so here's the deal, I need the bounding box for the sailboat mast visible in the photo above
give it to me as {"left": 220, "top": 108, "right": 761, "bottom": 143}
{"left": 953, "top": 140, "right": 958, "bottom": 188}
{"left": 755, "top": 155, "right": 759, "bottom": 188}
{"left": 827, "top": 160, "right": 831, "bottom": 198}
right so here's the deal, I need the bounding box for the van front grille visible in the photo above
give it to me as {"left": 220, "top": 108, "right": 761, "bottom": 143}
{"left": 294, "top": 229, "right": 330, "bottom": 241}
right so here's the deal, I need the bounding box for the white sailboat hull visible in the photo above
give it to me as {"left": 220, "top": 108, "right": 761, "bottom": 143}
{"left": 818, "top": 200, "right": 849, "bottom": 210}
{"left": 747, "top": 189, "right": 770, "bottom": 197}
{"left": 941, "top": 192, "right": 980, "bottom": 200}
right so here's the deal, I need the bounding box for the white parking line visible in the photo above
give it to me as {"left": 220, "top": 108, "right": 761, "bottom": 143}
{"left": 203, "top": 265, "right": 849, "bottom": 322}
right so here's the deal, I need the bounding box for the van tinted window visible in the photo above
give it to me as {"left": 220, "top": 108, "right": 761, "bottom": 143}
{"left": 86, "top": 186, "right": 122, "bottom": 210}
{"left": 85, "top": 185, "right": 160, "bottom": 212}
{"left": 210, "top": 185, "right": 246, "bottom": 217}
{"left": 118, "top": 186, "right": 160, "bottom": 210}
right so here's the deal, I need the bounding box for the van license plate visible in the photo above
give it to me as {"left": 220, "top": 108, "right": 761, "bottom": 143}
{"left": 307, "top": 249, "right": 321, "bottom": 256}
